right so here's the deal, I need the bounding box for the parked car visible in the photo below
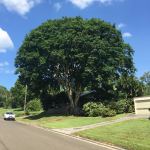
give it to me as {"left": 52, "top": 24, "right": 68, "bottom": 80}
{"left": 4, "top": 112, "right": 15, "bottom": 121}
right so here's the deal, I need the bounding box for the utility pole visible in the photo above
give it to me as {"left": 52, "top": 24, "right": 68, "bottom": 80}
{"left": 24, "top": 84, "right": 27, "bottom": 113}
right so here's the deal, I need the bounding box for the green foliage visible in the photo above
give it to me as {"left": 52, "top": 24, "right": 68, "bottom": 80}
{"left": 15, "top": 17, "right": 135, "bottom": 113}
{"left": 83, "top": 102, "right": 105, "bottom": 117}
{"left": 115, "top": 99, "right": 128, "bottom": 114}
{"left": 109, "top": 99, "right": 134, "bottom": 114}
{"left": 117, "top": 76, "right": 144, "bottom": 99}
{"left": 140, "top": 71, "right": 150, "bottom": 96}
{"left": 143, "top": 85, "right": 150, "bottom": 96}
{"left": 41, "top": 92, "right": 69, "bottom": 111}
{"left": 10, "top": 80, "right": 25, "bottom": 108}
{"left": 140, "top": 72, "right": 150, "bottom": 86}
{"left": 101, "top": 107, "right": 116, "bottom": 117}
{"left": 26, "top": 99, "right": 42, "bottom": 113}
{"left": 3, "top": 97, "right": 12, "bottom": 109}
{"left": 83, "top": 102, "right": 116, "bottom": 117}
{"left": 0, "top": 85, "right": 11, "bottom": 108}
{"left": 0, "top": 86, "right": 7, "bottom": 107}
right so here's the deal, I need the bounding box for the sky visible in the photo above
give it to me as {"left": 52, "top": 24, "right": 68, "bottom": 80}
{"left": 0, "top": 0, "right": 149, "bottom": 89}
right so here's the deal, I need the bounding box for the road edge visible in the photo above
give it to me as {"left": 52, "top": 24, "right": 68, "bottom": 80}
{"left": 16, "top": 120, "right": 126, "bottom": 150}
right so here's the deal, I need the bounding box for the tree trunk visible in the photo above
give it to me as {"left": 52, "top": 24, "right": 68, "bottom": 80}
{"left": 67, "top": 89, "right": 81, "bottom": 115}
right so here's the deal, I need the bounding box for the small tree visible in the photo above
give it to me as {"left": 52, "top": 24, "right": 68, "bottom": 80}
{"left": 26, "top": 98, "right": 42, "bottom": 114}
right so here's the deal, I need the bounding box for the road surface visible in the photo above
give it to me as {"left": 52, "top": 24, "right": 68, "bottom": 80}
{"left": 0, "top": 118, "right": 114, "bottom": 150}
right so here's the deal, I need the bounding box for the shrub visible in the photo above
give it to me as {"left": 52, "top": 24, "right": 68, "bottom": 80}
{"left": 126, "top": 99, "right": 134, "bottom": 113}
{"left": 83, "top": 102, "right": 116, "bottom": 117}
{"left": 108, "top": 99, "right": 134, "bottom": 114}
{"left": 101, "top": 107, "right": 116, "bottom": 117}
{"left": 26, "top": 98, "right": 42, "bottom": 113}
{"left": 115, "top": 99, "right": 127, "bottom": 114}
{"left": 83, "top": 102, "right": 105, "bottom": 117}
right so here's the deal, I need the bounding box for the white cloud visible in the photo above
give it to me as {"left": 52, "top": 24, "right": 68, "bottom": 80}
{"left": 0, "top": 61, "right": 9, "bottom": 67}
{"left": 0, "top": 68, "right": 14, "bottom": 74}
{"left": 0, "top": 61, "right": 14, "bottom": 74}
{"left": 116, "top": 24, "right": 132, "bottom": 38}
{"left": 123, "top": 32, "right": 132, "bottom": 38}
{"left": 53, "top": 2, "right": 62, "bottom": 11}
{"left": 5, "top": 69, "right": 15, "bottom": 74}
{"left": 0, "top": 0, "right": 42, "bottom": 16}
{"left": 0, "top": 28, "right": 14, "bottom": 53}
{"left": 68, "top": 0, "right": 123, "bottom": 9}
{"left": 117, "top": 23, "right": 126, "bottom": 29}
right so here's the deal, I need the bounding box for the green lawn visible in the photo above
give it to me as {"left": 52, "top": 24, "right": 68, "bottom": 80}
{"left": 0, "top": 107, "right": 25, "bottom": 117}
{"left": 0, "top": 107, "right": 41, "bottom": 117}
{"left": 75, "top": 119, "right": 150, "bottom": 150}
{"left": 17, "top": 113, "right": 127, "bottom": 129}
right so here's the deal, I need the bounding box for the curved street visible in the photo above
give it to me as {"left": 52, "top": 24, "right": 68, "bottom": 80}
{"left": 0, "top": 118, "right": 114, "bottom": 150}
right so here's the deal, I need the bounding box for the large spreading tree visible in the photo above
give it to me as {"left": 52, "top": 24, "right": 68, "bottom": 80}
{"left": 15, "top": 17, "right": 135, "bottom": 113}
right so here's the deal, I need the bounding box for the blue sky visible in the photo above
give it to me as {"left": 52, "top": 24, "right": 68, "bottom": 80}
{"left": 0, "top": 0, "right": 149, "bottom": 89}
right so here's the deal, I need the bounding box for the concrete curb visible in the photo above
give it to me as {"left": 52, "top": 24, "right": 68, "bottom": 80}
{"left": 17, "top": 120, "right": 126, "bottom": 150}
{"left": 52, "top": 129, "right": 125, "bottom": 150}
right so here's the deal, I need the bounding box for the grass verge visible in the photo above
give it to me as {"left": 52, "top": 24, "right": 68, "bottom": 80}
{"left": 17, "top": 112, "right": 127, "bottom": 129}
{"left": 75, "top": 119, "right": 150, "bottom": 150}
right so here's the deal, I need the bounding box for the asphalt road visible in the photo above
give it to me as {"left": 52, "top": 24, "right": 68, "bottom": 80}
{"left": 0, "top": 118, "right": 114, "bottom": 150}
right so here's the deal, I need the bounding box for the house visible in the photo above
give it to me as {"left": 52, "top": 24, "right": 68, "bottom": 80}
{"left": 134, "top": 96, "right": 150, "bottom": 115}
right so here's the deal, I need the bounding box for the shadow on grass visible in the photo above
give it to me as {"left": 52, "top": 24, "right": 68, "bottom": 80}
{"left": 24, "top": 112, "right": 69, "bottom": 120}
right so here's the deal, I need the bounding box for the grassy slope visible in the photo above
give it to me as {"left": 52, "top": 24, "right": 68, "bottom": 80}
{"left": 17, "top": 113, "right": 126, "bottom": 129}
{"left": 75, "top": 119, "right": 150, "bottom": 150}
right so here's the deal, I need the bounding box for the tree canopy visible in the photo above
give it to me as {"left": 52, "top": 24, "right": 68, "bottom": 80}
{"left": 0, "top": 85, "right": 11, "bottom": 108}
{"left": 140, "top": 71, "right": 150, "bottom": 96}
{"left": 140, "top": 72, "right": 150, "bottom": 86}
{"left": 15, "top": 17, "right": 135, "bottom": 113}
{"left": 10, "top": 80, "right": 25, "bottom": 108}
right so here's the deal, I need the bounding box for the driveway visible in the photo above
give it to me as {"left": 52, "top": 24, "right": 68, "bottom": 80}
{"left": 0, "top": 118, "right": 116, "bottom": 150}
{"left": 53, "top": 114, "right": 149, "bottom": 134}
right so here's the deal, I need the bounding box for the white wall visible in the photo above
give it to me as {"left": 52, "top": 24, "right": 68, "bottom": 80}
{"left": 134, "top": 97, "right": 150, "bottom": 115}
